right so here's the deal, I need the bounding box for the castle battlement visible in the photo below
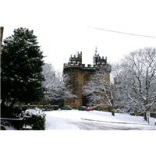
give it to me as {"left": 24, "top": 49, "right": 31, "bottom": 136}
{"left": 64, "top": 51, "right": 110, "bottom": 71}
{"left": 64, "top": 62, "right": 97, "bottom": 69}
{"left": 69, "top": 51, "right": 82, "bottom": 64}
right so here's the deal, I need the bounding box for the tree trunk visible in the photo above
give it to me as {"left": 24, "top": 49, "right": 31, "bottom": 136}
{"left": 111, "top": 111, "right": 115, "bottom": 116}
{"left": 144, "top": 112, "right": 147, "bottom": 121}
{"left": 111, "top": 99, "right": 115, "bottom": 116}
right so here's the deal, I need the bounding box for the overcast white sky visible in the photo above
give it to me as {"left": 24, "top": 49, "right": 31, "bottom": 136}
{"left": 1, "top": 0, "right": 156, "bottom": 72}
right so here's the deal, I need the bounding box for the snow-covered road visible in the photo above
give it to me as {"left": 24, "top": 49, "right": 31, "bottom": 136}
{"left": 74, "top": 120, "right": 156, "bottom": 130}
{"left": 45, "top": 110, "right": 156, "bottom": 130}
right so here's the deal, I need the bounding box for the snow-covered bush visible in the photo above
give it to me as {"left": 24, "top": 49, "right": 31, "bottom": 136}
{"left": 22, "top": 108, "right": 46, "bottom": 118}
{"left": 21, "top": 108, "right": 46, "bottom": 130}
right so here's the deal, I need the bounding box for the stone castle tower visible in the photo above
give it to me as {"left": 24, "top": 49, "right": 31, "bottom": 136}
{"left": 63, "top": 48, "right": 111, "bottom": 109}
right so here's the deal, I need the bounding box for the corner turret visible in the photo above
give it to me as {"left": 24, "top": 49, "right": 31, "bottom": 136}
{"left": 93, "top": 47, "right": 107, "bottom": 65}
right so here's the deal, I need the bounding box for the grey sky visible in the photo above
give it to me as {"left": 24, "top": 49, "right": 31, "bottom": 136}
{"left": 1, "top": 0, "right": 156, "bottom": 72}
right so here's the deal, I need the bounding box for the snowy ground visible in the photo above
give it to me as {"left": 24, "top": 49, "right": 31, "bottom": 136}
{"left": 45, "top": 110, "right": 156, "bottom": 130}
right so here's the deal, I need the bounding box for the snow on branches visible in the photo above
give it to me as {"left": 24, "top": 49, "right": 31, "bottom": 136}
{"left": 112, "top": 47, "right": 156, "bottom": 115}
{"left": 83, "top": 66, "right": 114, "bottom": 108}
{"left": 42, "top": 63, "right": 75, "bottom": 102}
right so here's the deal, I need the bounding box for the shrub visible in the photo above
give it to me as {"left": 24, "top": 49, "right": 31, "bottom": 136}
{"left": 21, "top": 108, "right": 46, "bottom": 130}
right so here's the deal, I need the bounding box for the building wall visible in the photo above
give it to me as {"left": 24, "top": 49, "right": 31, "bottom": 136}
{"left": 64, "top": 67, "right": 84, "bottom": 108}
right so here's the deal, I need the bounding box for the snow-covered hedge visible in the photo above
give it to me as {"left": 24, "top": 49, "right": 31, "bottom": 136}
{"left": 21, "top": 108, "right": 46, "bottom": 130}
{"left": 22, "top": 108, "right": 46, "bottom": 118}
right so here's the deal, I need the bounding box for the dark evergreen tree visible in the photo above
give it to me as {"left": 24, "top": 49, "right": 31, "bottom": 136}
{"left": 1, "top": 28, "right": 44, "bottom": 109}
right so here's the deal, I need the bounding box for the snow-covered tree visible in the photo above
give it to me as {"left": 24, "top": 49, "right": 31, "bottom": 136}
{"left": 42, "top": 63, "right": 75, "bottom": 105}
{"left": 1, "top": 28, "right": 44, "bottom": 108}
{"left": 83, "top": 65, "right": 115, "bottom": 115}
{"left": 112, "top": 47, "right": 156, "bottom": 118}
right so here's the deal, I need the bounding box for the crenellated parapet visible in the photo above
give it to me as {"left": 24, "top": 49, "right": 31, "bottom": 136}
{"left": 93, "top": 53, "right": 107, "bottom": 65}
{"left": 64, "top": 51, "right": 111, "bottom": 73}
{"left": 69, "top": 51, "right": 82, "bottom": 64}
